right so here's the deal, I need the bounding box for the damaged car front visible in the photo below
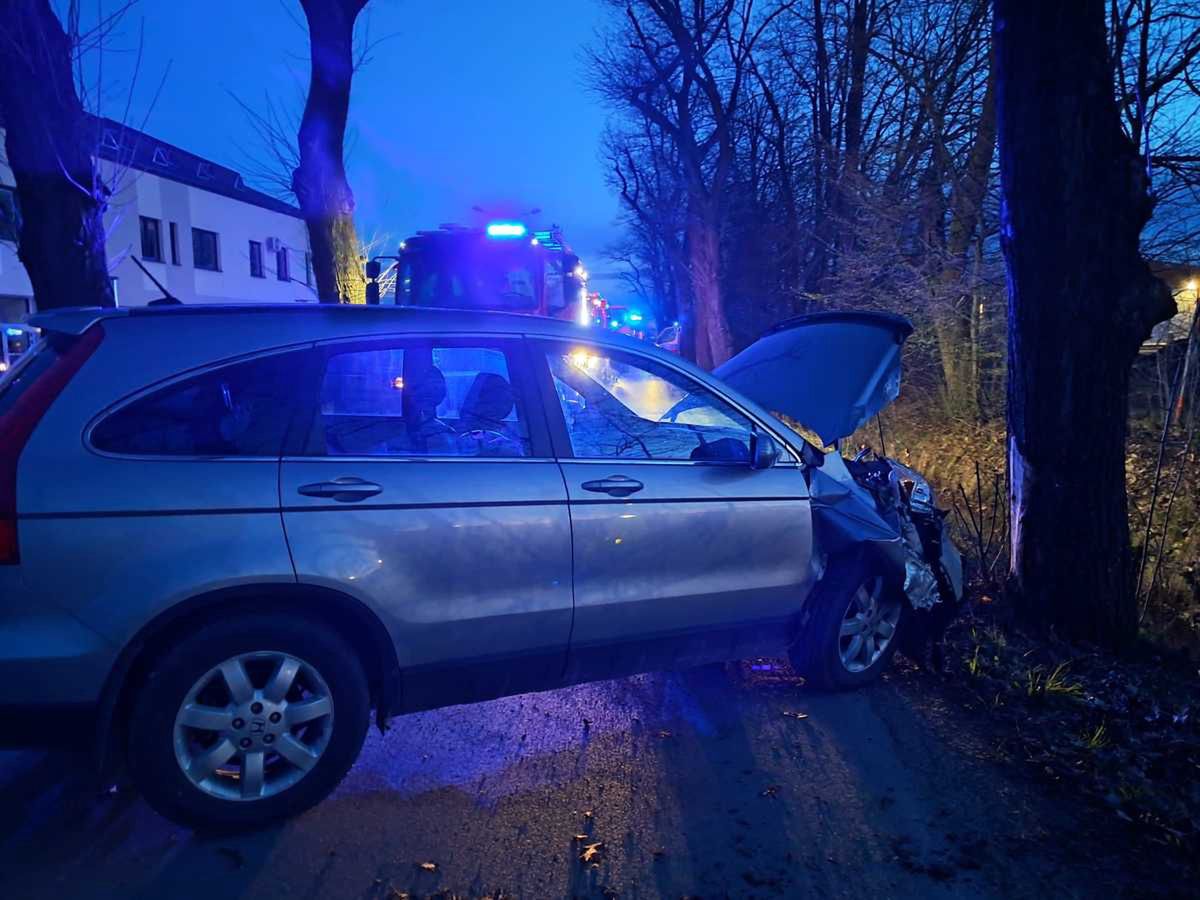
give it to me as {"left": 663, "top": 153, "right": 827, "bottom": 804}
{"left": 715, "top": 311, "right": 964, "bottom": 686}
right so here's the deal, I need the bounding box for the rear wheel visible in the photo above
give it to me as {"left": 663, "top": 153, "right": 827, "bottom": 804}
{"left": 127, "top": 614, "right": 370, "bottom": 829}
{"left": 790, "top": 555, "right": 905, "bottom": 690}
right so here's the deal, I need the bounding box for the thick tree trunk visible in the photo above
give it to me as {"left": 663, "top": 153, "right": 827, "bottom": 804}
{"left": 994, "top": 0, "right": 1175, "bottom": 648}
{"left": 293, "top": 0, "right": 367, "bottom": 304}
{"left": 0, "top": 0, "right": 113, "bottom": 310}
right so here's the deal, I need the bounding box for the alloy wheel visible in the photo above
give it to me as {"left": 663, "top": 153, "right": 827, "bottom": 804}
{"left": 172, "top": 651, "right": 335, "bottom": 802}
{"left": 837, "top": 577, "right": 900, "bottom": 673}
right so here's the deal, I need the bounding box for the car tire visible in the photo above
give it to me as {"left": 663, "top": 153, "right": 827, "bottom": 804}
{"left": 126, "top": 613, "right": 370, "bottom": 830}
{"left": 789, "top": 552, "right": 906, "bottom": 690}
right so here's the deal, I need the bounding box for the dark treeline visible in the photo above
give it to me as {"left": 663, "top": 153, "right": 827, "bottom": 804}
{"left": 591, "top": 0, "right": 1200, "bottom": 421}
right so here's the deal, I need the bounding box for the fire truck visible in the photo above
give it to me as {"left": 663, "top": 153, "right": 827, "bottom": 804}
{"left": 368, "top": 221, "right": 592, "bottom": 324}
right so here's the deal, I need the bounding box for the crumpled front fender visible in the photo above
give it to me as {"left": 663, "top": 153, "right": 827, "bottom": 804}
{"left": 808, "top": 451, "right": 906, "bottom": 584}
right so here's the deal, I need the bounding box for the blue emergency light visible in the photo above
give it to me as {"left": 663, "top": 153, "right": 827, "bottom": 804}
{"left": 485, "top": 222, "right": 527, "bottom": 239}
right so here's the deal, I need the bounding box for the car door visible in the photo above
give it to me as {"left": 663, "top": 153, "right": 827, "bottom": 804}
{"left": 531, "top": 339, "right": 814, "bottom": 682}
{"left": 280, "top": 334, "right": 573, "bottom": 712}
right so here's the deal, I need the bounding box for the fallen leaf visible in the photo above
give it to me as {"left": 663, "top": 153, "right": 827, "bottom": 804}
{"left": 417, "top": 861, "right": 438, "bottom": 872}
{"left": 760, "top": 785, "right": 781, "bottom": 798}
{"left": 583, "top": 810, "right": 594, "bottom": 819}
{"left": 657, "top": 729, "right": 673, "bottom": 738}
{"left": 782, "top": 711, "right": 809, "bottom": 720}
{"left": 572, "top": 833, "right": 590, "bottom": 842}
{"left": 580, "top": 842, "right": 605, "bottom": 863}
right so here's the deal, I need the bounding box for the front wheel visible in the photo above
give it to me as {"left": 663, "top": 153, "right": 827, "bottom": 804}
{"left": 126, "top": 614, "right": 370, "bottom": 829}
{"left": 790, "top": 556, "right": 905, "bottom": 690}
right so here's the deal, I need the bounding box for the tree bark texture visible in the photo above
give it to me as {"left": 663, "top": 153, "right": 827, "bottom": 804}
{"left": 293, "top": 0, "right": 367, "bottom": 304}
{"left": 0, "top": 0, "right": 113, "bottom": 310}
{"left": 994, "top": 0, "right": 1175, "bottom": 647}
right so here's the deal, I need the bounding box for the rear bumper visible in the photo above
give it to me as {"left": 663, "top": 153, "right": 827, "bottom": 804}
{"left": 0, "top": 607, "right": 116, "bottom": 711}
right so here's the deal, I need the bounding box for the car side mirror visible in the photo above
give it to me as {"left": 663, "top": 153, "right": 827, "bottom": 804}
{"left": 750, "top": 432, "right": 781, "bottom": 470}
{"left": 800, "top": 440, "right": 825, "bottom": 468}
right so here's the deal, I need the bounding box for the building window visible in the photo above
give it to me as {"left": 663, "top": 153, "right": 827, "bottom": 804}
{"left": 276, "top": 248, "right": 290, "bottom": 282}
{"left": 192, "top": 228, "right": 220, "bottom": 271}
{"left": 305, "top": 252, "right": 312, "bottom": 287}
{"left": 249, "top": 240, "right": 264, "bottom": 278}
{"left": 140, "top": 216, "right": 163, "bottom": 262}
{"left": 0, "top": 186, "right": 20, "bottom": 242}
{"left": 168, "top": 222, "right": 180, "bottom": 265}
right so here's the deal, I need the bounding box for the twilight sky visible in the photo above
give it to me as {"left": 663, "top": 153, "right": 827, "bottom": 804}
{"left": 82, "top": 0, "right": 625, "bottom": 286}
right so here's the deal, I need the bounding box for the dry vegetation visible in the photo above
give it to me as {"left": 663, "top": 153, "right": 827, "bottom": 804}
{"left": 844, "top": 399, "right": 1200, "bottom": 878}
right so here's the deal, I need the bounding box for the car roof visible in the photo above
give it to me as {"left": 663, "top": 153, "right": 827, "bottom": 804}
{"left": 28, "top": 302, "right": 674, "bottom": 360}
{"left": 31, "top": 302, "right": 600, "bottom": 337}
{"left": 29, "top": 303, "right": 806, "bottom": 456}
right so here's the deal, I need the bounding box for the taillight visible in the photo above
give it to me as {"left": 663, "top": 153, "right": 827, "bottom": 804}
{"left": 0, "top": 324, "right": 103, "bottom": 564}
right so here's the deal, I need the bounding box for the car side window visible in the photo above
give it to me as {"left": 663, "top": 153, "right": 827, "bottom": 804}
{"left": 546, "top": 346, "right": 754, "bottom": 462}
{"left": 91, "top": 353, "right": 300, "bottom": 457}
{"left": 315, "top": 342, "right": 531, "bottom": 458}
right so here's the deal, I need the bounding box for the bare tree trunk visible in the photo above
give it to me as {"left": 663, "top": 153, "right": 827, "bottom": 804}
{"left": 994, "top": 0, "right": 1175, "bottom": 648}
{"left": 751, "top": 60, "right": 803, "bottom": 307}
{"left": 935, "top": 65, "right": 997, "bottom": 421}
{"left": 0, "top": 0, "right": 113, "bottom": 311}
{"left": 802, "top": 0, "right": 836, "bottom": 292}
{"left": 834, "top": 0, "right": 870, "bottom": 254}
{"left": 293, "top": 0, "right": 367, "bottom": 304}
{"left": 687, "top": 208, "right": 732, "bottom": 369}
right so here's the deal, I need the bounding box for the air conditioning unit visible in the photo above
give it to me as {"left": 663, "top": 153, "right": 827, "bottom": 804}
{"left": 265, "top": 237, "right": 282, "bottom": 253}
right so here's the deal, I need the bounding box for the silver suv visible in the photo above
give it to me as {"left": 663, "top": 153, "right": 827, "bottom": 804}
{"left": 0, "top": 304, "right": 960, "bottom": 828}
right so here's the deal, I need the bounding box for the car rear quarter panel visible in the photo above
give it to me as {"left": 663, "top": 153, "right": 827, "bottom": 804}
{"left": 11, "top": 319, "right": 302, "bottom": 701}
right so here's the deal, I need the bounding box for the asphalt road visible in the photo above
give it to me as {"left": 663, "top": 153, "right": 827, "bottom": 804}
{"left": 0, "top": 662, "right": 1143, "bottom": 899}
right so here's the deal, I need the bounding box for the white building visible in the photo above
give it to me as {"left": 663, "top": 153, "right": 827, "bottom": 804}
{"left": 0, "top": 116, "right": 313, "bottom": 321}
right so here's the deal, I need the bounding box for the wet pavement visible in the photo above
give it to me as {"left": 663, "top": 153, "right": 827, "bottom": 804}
{"left": 0, "top": 663, "right": 1140, "bottom": 899}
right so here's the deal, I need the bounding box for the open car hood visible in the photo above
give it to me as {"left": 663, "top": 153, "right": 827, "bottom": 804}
{"left": 714, "top": 311, "right": 914, "bottom": 445}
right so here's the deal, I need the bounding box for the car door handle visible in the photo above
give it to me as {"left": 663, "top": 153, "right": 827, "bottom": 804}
{"left": 297, "top": 477, "right": 383, "bottom": 502}
{"left": 581, "top": 475, "right": 644, "bottom": 498}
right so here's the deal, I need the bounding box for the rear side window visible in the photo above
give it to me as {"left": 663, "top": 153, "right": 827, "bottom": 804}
{"left": 91, "top": 354, "right": 302, "bottom": 457}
